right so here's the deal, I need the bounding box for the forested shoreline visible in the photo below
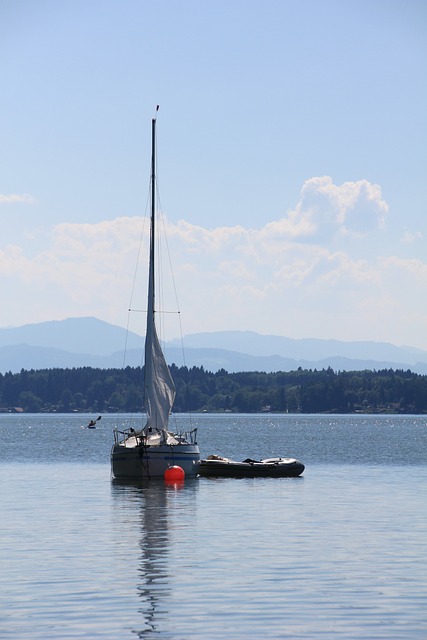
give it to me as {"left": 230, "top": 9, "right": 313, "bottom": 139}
{"left": 0, "top": 365, "right": 426, "bottom": 414}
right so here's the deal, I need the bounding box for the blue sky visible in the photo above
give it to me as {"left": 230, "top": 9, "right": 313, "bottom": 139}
{"left": 1, "top": 0, "right": 427, "bottom": 350}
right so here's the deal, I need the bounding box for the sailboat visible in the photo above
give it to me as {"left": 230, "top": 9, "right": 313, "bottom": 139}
{"left": 110, "top": 113, "right": 200, "bottom": 480}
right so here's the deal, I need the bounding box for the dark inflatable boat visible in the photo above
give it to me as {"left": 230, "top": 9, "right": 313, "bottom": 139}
{"left": 198, "top": 455, "right": 305, "bottom": 478}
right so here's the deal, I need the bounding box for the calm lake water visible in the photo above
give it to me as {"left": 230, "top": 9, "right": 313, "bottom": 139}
{"left": 0, "top": 413, "right": 426, "bottom": 639}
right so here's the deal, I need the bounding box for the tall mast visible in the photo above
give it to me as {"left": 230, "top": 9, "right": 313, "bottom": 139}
{"left": 149, "top": 115, "right": 156, "bottom": 316}
{"left": 143, "top": 109, "right": 176, "bottom": 432}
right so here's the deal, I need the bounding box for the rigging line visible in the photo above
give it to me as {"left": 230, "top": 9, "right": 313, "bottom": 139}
{"left": 154, "top": 138, "right": 191, "bottom": 421}
{"left": 157, "top": 206, "right": 189, "bottom": 402}
{"left": 130, "top": 109, "right": 158, "bottom": 313}
{"left": 117, "top": 310, "right": 132, "bottom": 396}
{"left": 176, "top": 305, "right": 195, "bottom": 428}
{"left": 157, "top": 197, "right": 182, "bottom": 316}
{"left": 151, "top": 115, "right": 186, "bottom": 418}
{"left": 128, "top": 184, "right": 151, "bottom": 313}
{"left": 116, "top": 147, "right": 152, "bottom": 431}
{"left": 156, "top": 185, "right": 184, "bottom": 335}
{"left": 154, "top": 141, "right": 182, "bottom": 325}
{"left": 156, "top": 186, "right": 192, "bottom": 421}
{"left": 152, "top": 135, "right": 182, "bottom": 346}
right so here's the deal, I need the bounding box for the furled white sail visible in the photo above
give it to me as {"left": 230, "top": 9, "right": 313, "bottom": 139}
{"left": 144, "top": 319, "right": 176, "bottom": 433}
{"left": 143, "top": 139, "right": 176, "bottom": 435}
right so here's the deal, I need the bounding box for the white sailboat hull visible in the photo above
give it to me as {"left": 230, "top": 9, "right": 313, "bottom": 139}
{"left": 111, "top": 442, "right": 200, "bottom": 479}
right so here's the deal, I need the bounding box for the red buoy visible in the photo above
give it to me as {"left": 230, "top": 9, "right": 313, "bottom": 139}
{"left": 164, "top": 465, "right": 185, "bottom": 483}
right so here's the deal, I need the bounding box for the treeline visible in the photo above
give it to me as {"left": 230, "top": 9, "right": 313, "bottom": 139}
{"left": 0, "top": 365, "right": 426, "bottom": 414}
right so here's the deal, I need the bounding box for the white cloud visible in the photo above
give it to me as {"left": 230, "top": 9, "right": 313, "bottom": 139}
{"left": 0, "top": 193, "right": 35, "bottom": 204}
{"left": 400, "top": 230, "right": 423, "bottom": 244}
{"left": 380, "top": 255, "right": 427, "bottom": 281}
{"left": 264, "top": 176, "right": 389, "bottom": 242}
{"left": 0, "top": 177, "right": 425, "bottom": 349}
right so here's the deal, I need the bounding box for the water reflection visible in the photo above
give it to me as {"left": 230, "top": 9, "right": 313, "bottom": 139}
{"left": 111, "top": 478, "right": 199, "bottom": 637}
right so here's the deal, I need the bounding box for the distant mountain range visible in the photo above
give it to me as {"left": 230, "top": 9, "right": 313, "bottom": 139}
{"left": 0, "top": 317, "right": 427, "bottom": 375}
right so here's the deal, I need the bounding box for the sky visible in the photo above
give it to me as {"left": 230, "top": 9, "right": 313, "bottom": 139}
{"left": 1, "top": 0, "right": 427, "bottom": 350}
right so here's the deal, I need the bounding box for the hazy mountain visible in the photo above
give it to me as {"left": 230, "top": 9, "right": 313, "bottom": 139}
{"left": 0, "top": 317, "right": 144, "bottom": 356}
{"left": 169, "top": 330, "right": 427, "bottom": 365}
{"left": 0, "top": 317, "right": 427, "bottom": 375}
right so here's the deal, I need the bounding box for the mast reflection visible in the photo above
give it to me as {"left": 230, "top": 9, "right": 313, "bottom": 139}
{"left": 111, "top": 477, "right": 198, "bottom": 637}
